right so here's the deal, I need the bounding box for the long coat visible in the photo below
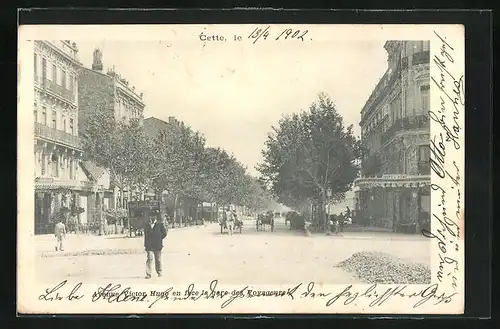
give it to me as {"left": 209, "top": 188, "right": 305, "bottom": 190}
{"left": 144, "top": 221, "right": 167, "bottom": 251}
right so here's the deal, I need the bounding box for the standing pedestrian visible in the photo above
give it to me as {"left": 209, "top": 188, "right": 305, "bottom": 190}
{"left": 54, "top": 218, "right": 66, "bottom": 251}
{"left": 332, "top": 214, "right": 339, "bottom": 234}
{"left": 144, "top": 213, "right": 168, "bottom": 279}
{"left": 339, "top": 212, "right": 345, "bottom": 233}
{"left": 226, "top": 208, "right": 234, "bottom": 235}
{"left": 327, "top": 214, "right": 334, "bottom": 235}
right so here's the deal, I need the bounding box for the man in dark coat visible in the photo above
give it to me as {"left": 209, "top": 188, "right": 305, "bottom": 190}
{"left": 144, "top": 213, "right": 168, "bottom": 279}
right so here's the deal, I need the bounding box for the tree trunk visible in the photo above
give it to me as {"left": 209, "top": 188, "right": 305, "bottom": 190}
{"left": 98, "top": 192, "right": 104, "bottom": 236}
{"left": 321, "top": 191, "right": 327, "bottom": 233}
{"left": 173, "top": 194, "right": 179, "bottom": 227}
{"left": 116, "top": 185, "right": 126, "bottom": 235}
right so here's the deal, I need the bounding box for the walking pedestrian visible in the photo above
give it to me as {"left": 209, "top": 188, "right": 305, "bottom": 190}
{"left": 54, "top": 218, "right": 66, "bottom": 251}
{"left": 144, "top": 213, "right": 168, "bottom": 279}
{"left": 226, "top": 208, "right": 234, "bottom": 235}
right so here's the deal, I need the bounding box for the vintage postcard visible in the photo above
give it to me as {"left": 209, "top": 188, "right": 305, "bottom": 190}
{"left": 17, "top": 24, "right": 464, "bottom": 314}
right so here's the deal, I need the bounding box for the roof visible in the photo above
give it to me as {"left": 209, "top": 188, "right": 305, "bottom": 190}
{"left": 143, "top": 116, "right": 174, "bottom": 139}
{"left": 80, "top": 161, "right": 107, "bottom": 181}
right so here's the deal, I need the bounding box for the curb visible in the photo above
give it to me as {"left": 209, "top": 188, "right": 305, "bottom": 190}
{"left": 39, "top": 248, "right": 145, "bottom": 258}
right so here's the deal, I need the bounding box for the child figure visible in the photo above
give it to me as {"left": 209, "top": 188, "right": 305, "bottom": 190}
{"left": 54, "top": 219, "right": 66, "bottom": 251}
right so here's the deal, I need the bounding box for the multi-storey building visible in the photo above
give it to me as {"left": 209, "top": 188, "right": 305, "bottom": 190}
{"left": 78, "top": 48, "right": 146, "bottom": 209}
{"left": 33, "top": 40, "right": 93, "bottom": 234}
{"left": 353, "top": 40, "right": 431, "bottom": 233}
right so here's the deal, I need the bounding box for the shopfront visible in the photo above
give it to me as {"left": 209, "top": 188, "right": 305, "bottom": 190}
{"left": 354, "top": 175, "right": 431, "bottom": 233}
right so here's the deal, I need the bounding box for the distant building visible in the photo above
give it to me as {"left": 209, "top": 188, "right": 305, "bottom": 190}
{"left": 77, "top": 48, "right": 147, "bottom": 209}
{"left": 78, "top": 48, "right": 145, "bottom": 130}
{"left": 143, "top": 116, "right": 179, "bottom": 140}
{"left": 353, "top": 41, "right": 431, "bottom": 233}
{"left": 33, "top": 40, "right": 99, "bottom": 234}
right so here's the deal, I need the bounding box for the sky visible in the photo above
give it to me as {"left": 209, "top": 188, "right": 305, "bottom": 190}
{"left": 75, "top": 38, "right": 388, "bottom": 176}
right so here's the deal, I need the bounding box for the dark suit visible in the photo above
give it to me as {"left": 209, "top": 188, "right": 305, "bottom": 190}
{"left": 144, "top": 221, "right": 167, "bottom": 277}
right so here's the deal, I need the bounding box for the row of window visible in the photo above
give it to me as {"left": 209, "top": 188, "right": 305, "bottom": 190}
{"left": 117, "top": 97, "right": 142, "bottom": 121}
{"left": 362, "top": 84, "right": 430, "bottom": 136}
{"left": 34, "top": 53, "right": 76, "bottom": 91}
{"left": 387, "top": 145, "right": 430, "bottom": 175}
{"left": 38, "top": 152, "right": 77, "bottom": 180}
{"left": 405, "top": 41, "right": 430, "bottom": 56}
{"left": 34, "top": 102, "right": 75, "bottom": 135}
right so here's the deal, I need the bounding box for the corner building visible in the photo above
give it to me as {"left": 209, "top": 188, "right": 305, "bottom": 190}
{"left": 353, "top": 41, "right": 431, "bottom": 233}
{"left": 33, "top": 40, "right": 88, "bottom": 234}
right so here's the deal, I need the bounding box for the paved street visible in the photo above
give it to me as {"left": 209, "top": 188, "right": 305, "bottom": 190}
{"left": 35, "top": 217, "right": 430, "bottom": 285}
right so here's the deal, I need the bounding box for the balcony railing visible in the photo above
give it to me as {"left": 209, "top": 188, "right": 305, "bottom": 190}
{"left": 412, "top": 51, "right": 430, "bottom": 66}
{"left": 361, "top": 62, "right": 402, "bottom": 122}
{"left": 35, "top": 122, "right": 82, "bottom": 150}
{"left": 381, "top": 115, "right": 430, "bottom": 144}
{"left": 41, "top": 78, "right": 75, "bottom": 103}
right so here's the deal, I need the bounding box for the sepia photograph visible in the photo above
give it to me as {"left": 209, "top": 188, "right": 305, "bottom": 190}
{"left": 18, "top": 24, "right": 465, "bottom": 314}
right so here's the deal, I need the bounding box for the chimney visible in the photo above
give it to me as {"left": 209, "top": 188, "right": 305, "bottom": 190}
{"left": 92, "top": 48, "right": 103, "bottom": 71}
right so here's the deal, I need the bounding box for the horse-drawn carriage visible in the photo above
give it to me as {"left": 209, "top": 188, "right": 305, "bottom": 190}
{"left": 256, "top": 211, "right": 274, "bottom": 232}
{"left": 128, "top": 200, "right": 163, "bottom": 237}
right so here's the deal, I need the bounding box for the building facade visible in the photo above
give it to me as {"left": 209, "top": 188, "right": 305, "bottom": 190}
{"left": 78, "top": 48, "right": 145, "bottom": 130}
{"left": 33, "top": 40, "right": 97, "bottom": 234}
{"left": 353, "top": 40, "right": 431, "bottom": 233}
{"left": 78, "top": 48, "right": 146, "bottom": 210}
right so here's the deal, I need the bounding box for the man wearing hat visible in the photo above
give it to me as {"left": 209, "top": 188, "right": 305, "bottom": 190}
{"left": 144, "top": 210, "right": 168, "bottom": 279}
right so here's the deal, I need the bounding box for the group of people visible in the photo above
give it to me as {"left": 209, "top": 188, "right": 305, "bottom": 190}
{"left": 327, "top": 206, "right": 352, "bottom": 234}
{"left": 222, "top": 208, "right": 241, "bottom": 235}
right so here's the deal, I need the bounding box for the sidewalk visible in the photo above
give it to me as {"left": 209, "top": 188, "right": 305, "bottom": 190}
{"left": 316, "top": 231, "right": 429, "bottom": 241}
{"left": 36, "top": 222, "right": 218, "bottom": 257}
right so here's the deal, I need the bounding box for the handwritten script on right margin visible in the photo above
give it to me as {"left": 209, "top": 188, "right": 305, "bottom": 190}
{"left": 424, "top": 30, "right": 464, "bottom": 294}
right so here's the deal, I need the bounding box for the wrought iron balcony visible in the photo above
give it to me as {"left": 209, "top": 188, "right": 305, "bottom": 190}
{"left": 412, "top": 51, "right": 430, "bottom": 66}
{"left": 361, "top": 62, "right": 402, "bottom": 123}
{"left": 381, "top": 115, "right": 430, "bottom": 144}
{"left": 41, "top": 78, "right": 75, "bottom": 103}
{"left": 34, "top": 123, "right": 82, "bottom": 150}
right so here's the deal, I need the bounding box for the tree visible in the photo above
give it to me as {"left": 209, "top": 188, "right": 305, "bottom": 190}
{"left": 241, "top": 176, "right": 278, "bottom": 213}
{"left": 203, "top": 148, "right": 245, "bottom": 207}
{"left": 153, "top": 120, "right": 207, "bottom": 225}
{"left": 81, "top": 107, "right": 149, "bottom": 234}
{"left": 258, "top": 92, "right": 363, "bottom": 231}
{"left": 130, "top": 131, "right": 162, "bottom": 199}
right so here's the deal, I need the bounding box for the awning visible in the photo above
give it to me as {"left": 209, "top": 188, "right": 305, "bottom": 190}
{"left": 354, "top": 174, "right": 431, "bottom": 190}
{"left": 34, "top": 177, "right": 96, "bottom": 192}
